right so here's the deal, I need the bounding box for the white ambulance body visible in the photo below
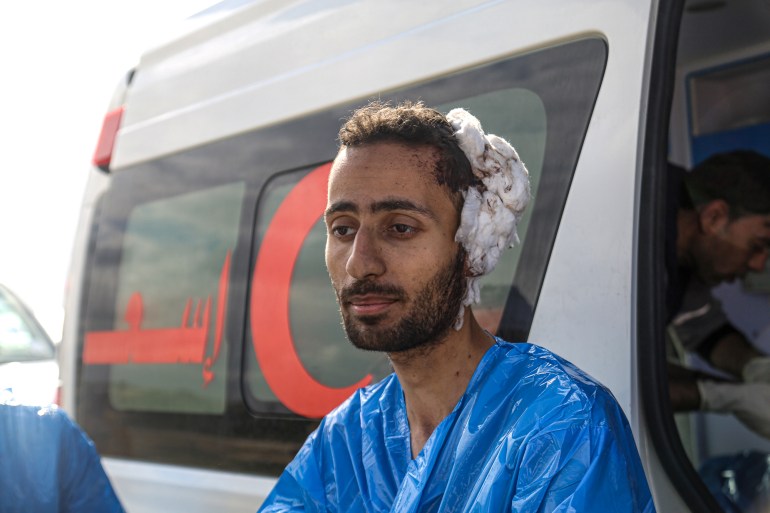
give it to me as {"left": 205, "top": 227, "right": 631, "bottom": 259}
{"left": 61, "top": 0, "right": 770, "bottom": 511}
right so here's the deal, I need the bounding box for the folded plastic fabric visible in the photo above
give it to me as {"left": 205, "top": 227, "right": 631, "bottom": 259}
{"left": 0, "top": 403, "right": 124, "bottom": 513}
{"left": 259, "top": 340, "right": 655, "bottom": 512}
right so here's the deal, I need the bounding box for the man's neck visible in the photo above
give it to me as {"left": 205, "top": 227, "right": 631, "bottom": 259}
{"left": 388, "top": 312, "right": 494, "bottom": 458}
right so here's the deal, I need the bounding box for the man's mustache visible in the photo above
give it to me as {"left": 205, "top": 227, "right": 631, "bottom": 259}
{"left": 339, "top": 281, "right": 406, "bottom": 303}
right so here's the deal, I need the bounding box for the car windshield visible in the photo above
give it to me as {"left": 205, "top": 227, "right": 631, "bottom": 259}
{"left": 0, "top": 286, "right": 54, "bottom": 363}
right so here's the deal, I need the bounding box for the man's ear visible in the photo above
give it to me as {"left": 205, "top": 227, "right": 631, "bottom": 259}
{"left": 697, "top": 199, "right": 730, "bottom": 235}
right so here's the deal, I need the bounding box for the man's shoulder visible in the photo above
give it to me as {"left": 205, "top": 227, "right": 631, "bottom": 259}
{"left": 0, "top": 403, "right": 72, "bottom": 436}
{"left": 489, "top": 340, "right": 621, "bottom": 418}
{"left": 493, "top": 340, "right": 603, "bottom": 384}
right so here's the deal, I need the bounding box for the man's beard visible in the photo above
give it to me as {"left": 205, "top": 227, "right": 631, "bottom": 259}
{"left": 692, "top": 240, "right": 736, "bottom": 286}
{"left": 336, "top": 249, "right": 467, "bottom": 353}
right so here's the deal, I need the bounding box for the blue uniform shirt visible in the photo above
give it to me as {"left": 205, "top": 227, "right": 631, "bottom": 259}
{"left": 259, "top": 340, "right": 656, "bottom": 512}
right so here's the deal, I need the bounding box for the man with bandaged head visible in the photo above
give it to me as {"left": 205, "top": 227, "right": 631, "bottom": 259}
{"left": 258, "top": 101, "right": 655, "bottom": 512}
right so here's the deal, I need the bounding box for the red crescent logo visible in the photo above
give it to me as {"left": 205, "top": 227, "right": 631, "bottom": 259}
{"left": 250, "top": 163, "right": 372, "bottom": 418}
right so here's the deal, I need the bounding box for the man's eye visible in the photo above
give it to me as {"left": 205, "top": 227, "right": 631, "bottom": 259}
{"left": 331, "top": 226, "right": 356, "bottom": 238}
{"left": 391, "top": 224, "right": 416, "bottom": 235}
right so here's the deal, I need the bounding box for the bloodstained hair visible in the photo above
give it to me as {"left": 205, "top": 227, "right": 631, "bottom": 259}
{"left": 337, "top": 100, "right": 478, "bottom": 210}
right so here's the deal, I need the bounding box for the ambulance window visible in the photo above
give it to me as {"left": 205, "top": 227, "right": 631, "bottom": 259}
{"left": 80, "top": 176, "right": 247, "bottom": 415}
{"left": 689, "top": 55, "right": 770, "bottom": 137}
{"left": 105, "top": 182, "right": 244, "bottom": 414}
{"left": 77, "top": 165, "right": 266, "bottom": 472}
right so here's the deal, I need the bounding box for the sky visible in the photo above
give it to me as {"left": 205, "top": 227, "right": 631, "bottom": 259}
{"left": 0, "top": 1, "right": 218, "bottom": 340}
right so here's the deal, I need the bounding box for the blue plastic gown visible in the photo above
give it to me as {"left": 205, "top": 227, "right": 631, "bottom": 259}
{"left": 0, "top": 403, "right": 124, "bottom": 513}
{"left": 259, "top": 340, "right": 656, "bottom": 512}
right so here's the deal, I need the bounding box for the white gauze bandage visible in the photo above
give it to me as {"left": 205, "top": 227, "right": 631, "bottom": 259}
{"left": 446, "top": 108, "right": 531, "bottom": 329}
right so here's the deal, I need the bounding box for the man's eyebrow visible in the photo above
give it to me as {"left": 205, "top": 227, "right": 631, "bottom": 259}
{"left": 324, "top": 198, "right": 437, "bottom": 221}
{"left": 371, "top": 199, "right": 437, "bottom": 220}
{"left": 324, "top": 201, "right": 358, "bottom": 219}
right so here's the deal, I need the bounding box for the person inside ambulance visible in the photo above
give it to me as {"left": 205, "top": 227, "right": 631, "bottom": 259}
{"left": 666, "top": 151, "right": 770, "bottom": 438}
{"left": 258, "top": 101, "right": 655, "bottom": 512}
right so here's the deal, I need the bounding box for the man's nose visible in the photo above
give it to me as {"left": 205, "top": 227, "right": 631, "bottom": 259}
{"left": 747, "top": 248, "right": 769, "bottom": 273}
{"left": 346, "top": 228, "right": 385, "bottom": 279}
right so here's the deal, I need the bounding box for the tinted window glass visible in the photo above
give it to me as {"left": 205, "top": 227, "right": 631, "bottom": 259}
{"left": 85, "top": 182, "right": 245, "bottom": 414}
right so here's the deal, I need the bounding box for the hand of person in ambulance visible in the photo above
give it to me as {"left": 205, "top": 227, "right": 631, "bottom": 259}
{"left": 698, "top": 380, "right": 770, "bottom": 440}
{"left": 742, "top": 356, "right": 770, "bottom": 384}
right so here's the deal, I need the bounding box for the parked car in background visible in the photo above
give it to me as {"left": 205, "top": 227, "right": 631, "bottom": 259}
{"left": 0, "top": 284, "right": 59, "bottom": 405}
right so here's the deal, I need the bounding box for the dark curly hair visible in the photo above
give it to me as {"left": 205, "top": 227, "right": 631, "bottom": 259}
{"left": 338, "top": 101, "right": 478, "bottom": 209}
{"left": 685, "top": 150, "right": 770, "bottom": 217}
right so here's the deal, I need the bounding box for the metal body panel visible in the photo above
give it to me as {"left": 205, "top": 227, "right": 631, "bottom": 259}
{"left": 113, "top": 1, "right": 646, "bottom": 169}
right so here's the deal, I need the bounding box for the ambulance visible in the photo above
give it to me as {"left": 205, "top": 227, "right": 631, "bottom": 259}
{"left": 61, "top": 0, "right": 770, "bottom": 511}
